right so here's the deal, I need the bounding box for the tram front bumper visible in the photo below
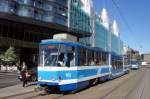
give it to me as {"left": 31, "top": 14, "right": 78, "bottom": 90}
{"left": 37, "top": 81, "right": 59, "bottom": 86}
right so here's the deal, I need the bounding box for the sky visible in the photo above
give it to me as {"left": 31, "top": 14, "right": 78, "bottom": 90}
{"left": 93, "top": 0, "right": 150, "bottom": 54}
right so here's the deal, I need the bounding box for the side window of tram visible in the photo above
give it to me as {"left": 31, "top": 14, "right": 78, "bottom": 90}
{"left": 102, "top": 53, "right": 108, "bottom": 65}
{"left": 86, "top": 50, "right": 95, "bottom": 66}
{"left": 67, "top": 46, "right": 75, "bottom": 67}
{"left": 95, "top": 52, "right": 101, "bottom": 66}
{"left": 58, "top": 46, "right": 75, "bottom": 67}
{"left": 78, "top": 48, "right": 86, "bottom": 66}
{"left": 112, "top": 60, "right": 115, "bottom": 67}
{"left": 118, "top": 60, "right": 123, "bottom": 67}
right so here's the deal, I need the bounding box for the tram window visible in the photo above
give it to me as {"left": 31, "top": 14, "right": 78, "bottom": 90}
{"left": 86, "top": 50, "right": 95, "bottom": 66}
{"left": 58, "top": 53, "right": 65, "bottom": 66}
{"left": 68, "top": 53, "right": 74, "bottom": 66}
{"left": 102, "top": 53, "right": 107, "bottom": 65}
{"left": 102, "top": 53, "right": 105, "bottom": 65}
{"left": 112, "top": 60, "right": 117, "bottom": 68}
{"left": 100, "top": 52, "right": 104, "bottom": 65}
{"left": 39, "top": 49, "right": 44, "bottom": 66}
{"left": 125, "top": 59, "right": 129, "bottom": 65}
{"left": 87, "top": 50, "right": 91, "bottom": 66}
{"left": 98, "top": 52, "right": 102, "bottom": 65}
{"left": 57, "top": 45, "right": 66, "bottom": 67}
{"left": 57, "top": 46, "right": 76, "bottom": 67}
{"left": 105, "top": 53, "right": 109, "bottom": 65}
{"left": 95, "top": 51, "right": 100, "bottom": 66}
{"left": 39, "top": 45, "right": 59, "bottom": 66}
{"left": 91, "top": 51, "right": 96, "bottom": 66}
{"left": 66, "top": 46, "right": 75, "bottom": 67}
{"left": 78, "top": 47, "right": 86, "bottom": 66}
{"left": 91, "top": 51, "right": 95, "bottom": 66}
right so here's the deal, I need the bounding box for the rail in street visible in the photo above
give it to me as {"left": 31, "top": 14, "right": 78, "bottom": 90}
{"left": 3, "top": 66, "right": 150, "bottom": 99}
{"left": 0, "top": 72, "right": 20, "bottom": 88}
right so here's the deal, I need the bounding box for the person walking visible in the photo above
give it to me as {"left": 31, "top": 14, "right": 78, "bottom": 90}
{"left": 21, "top": 62, "right": 28, "bottom": 87}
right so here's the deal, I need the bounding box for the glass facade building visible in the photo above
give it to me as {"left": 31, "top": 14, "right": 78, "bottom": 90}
{"left": 111, "top": 33, "right": 119, "bottom": 55}
{"left": 0, "top": 0, "right": 16, "bottom": 14}
{"left": 120, "top": 40, "right": 124, "bottom": 55}
{"left": 0, "top": 0, "right": 93, "bottom": 34}
{"left": 0, "top": 0, "right": 127, "bottom": 69}
{"left": 66, "top": 0, "right": 93, "bottom": 46}
{"left": 0, "top": 0, "right": 68, "bottom": 26}
{"left": 0, "top": 0, "right": 125, "bottom": 60}
{"left": 94, "top": 14, "right": 109, "bottom": 52}
{"left": 111, "top": 33, "right": 124, "bottom": 55}
{"left": 69, "top": 0, "right": 92, "bottom": 34}
{"left": 94, "top": 13, "right": 124, "bottom": 56}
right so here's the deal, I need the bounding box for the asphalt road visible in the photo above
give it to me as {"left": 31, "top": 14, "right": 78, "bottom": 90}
{"left": 8, "top": 66, "right": 150, "bottom": 99}
{"left": 0, "top": 72, "right": 21, "bottom": 88}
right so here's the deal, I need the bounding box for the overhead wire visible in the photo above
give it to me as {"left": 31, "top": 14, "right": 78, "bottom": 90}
{"left": 111, "top": 0, "right": 142, "bottom": 52}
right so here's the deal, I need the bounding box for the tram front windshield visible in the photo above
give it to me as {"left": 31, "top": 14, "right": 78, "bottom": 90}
{"left": 131, "top": 61, "right": 138, "bottom": 65}
{"left": 39, "top": 45, "right": 60, "bottom": 66}
{"left": 39, "top": 44, "right": 75, "bottom": 67}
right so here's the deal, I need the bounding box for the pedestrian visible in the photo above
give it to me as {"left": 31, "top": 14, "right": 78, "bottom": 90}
{"left": 17, "top": 63, "right": 22, "bottom": 80}
{"left": 21, "top": 62, "right": 28, "bottom": 87}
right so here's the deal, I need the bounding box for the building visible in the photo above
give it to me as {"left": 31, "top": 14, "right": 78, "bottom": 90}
{"left": 93, "top": 8, "right": 109, "bottom": 52}
{"left": 91, "top": 8, "right": 124, "bottom": 66}
{"left": 0, "top": 0, "right": 93, "bottom": 67}
{"left": 93, "top": 8, "right": 124, "bottom": 54}
{"left": 0, "top": 0, "right": 127, "bottom": 69}
{"left": 141, "top": 53, "right": 150, "bottom": 64}
{"left": 69, "top": 0, "right": 93, "bottom": 45}
{"left": 131, "top": 49, "right": 140, "bottom": 61}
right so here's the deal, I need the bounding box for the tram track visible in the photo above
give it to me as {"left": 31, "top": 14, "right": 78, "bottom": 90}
{"left": 0, "top": 75, "right": 17, "bottom": 79}
{"left": 124, "top": 67, "right": 150, "bottom": 99}
{"left": 99, "top": 68, "right": 145, "bottom": 99}
{"left": 3, "top": 69, "right": 145, "bottom": 99}
{"left": 30, "top": 70, "right": 141, "bottom": 99}
{"left": 0, "top": 73, "right": 18, "bottom": 79}
{"left": 3, "top": 88, "right": 64, "bottom": 99}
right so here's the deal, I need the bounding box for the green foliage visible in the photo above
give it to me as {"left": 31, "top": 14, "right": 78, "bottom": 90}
{"left": 0, "top": 46, "right": 18, "bottom": 65}
{"left": 0, "top": 54, "right": 5, "bottom": 64}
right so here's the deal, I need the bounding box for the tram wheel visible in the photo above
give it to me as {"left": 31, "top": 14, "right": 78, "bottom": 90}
{"left": 89, "top": 78, "right": 99, "bottom": 86}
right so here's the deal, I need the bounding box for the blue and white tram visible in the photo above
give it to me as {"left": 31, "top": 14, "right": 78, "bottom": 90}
{"left": 123, "top": 56, "right": 130, "bottom": 74}
{"left": 110, "top": 53, "right": 124, "bottom": 79}
{"left": 131, "top": 60, "right": 140, "bottom": 70}
{"left": 37, "top": 40, "right": 111, "bottom": 91}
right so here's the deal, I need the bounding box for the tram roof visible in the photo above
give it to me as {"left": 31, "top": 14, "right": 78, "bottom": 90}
{"left": 40, "top": 40, "right": 107, "bottom": 52}
{"left": 111, "top": 52, "right": 123, "bottom": 60}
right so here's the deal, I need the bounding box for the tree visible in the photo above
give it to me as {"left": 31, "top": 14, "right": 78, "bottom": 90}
{"left": 4, "top": 46, "right": 18, "bottom": 65}
{"left": 0, "top": 47, "right": 18, "bottom": 71}
{"left": 0, "top": 54, "right": 5, "bottom": 65}
{"left": 0, "top": 54, "right": 4, "bottom": 71}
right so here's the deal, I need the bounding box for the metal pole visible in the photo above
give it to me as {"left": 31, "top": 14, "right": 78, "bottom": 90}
{"left": 67, "top": 0, "right": 71, "bottom": 29}
{"left": 108, "top": 30, "right": 111, "bottom": 66}
{"left": 123, "top": 55, "right": 125, "bottom": 71}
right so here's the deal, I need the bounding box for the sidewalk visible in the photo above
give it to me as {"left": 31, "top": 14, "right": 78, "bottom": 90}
{"left": 0, "top": 82, "right": 37, "bottom": 98}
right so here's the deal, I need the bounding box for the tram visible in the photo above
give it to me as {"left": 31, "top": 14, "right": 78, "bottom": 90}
{"left": 123, "top": 56, "right": 130, "bottom": 74}
{"left": 110, "top": 53, "right": 124, "bottom": 79}
{"left": 37, "top": 35, "right": 125, "bottom": 92}
{"left": 131, "top": 59, "right": 140, "bottom": 70}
